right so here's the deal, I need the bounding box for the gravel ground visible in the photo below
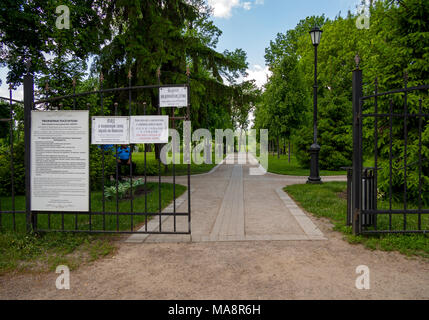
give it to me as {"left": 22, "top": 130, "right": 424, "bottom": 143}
{"left": 1, "top": 216, "right": 428, "bottom": 300}
{"left": 1, "top": 154, "right": 427, "bottom": 300}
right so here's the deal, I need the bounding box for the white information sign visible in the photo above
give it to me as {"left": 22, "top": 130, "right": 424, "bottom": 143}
{"left": 31, "top": 111, "right": 89, "bottom": 212}
{"left": 91, "top": 116, "right": 129, "bottom": 145}
{"left": 130, "top": 116, "right": 169, "bottom": 144}
{"left": 159, "top": 87, "right": 188, "bottom": 108}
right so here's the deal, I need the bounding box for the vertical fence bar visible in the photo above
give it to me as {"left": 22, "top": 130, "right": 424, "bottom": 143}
{"left": 73, "top": 79, "right": 78, "bottom": 230}
{"left": 24, "top": 71, "right": 34, "bottom": 233}
{"left": 172, "top": 106, "right": 176, "bottom": 232}
{"left": 418, "top": 99, "right": 423, "bottom": 230}
{"left": 403, "top": 73, "right": 408, "bottom": 231}
{"left": 187, "top": 68, "right": 192, "bottom": 234}
{"left": 9, "top": 85, "right": 16, "bottom": 230}
{"left": 143, "top": 102, "right": 148, "bottom": 232}
{"left": 59, "top": 103, "right": 65, "bottom": 231}
{"left": 87, "top": 103, "right": 91, "bottom": 232}
{"left": 100, "top": 73, "right": 105, "bottom": 231}
{"left": 352, "top": 57, "right": 362, "bottom": 235}
{"left": 115, "top": 103, "right": 119, "bottom": 232}
{"left": 157, "top": 69, "right": 162, "bottom": 232}
{"left": 128, "top": 71, "right": 134, "bottom": 232}
{"left": 373, "top": 78, "right": 378, "bottom": 230}
{"left": 389, "top": 99, "right": 393, "bottom": 230}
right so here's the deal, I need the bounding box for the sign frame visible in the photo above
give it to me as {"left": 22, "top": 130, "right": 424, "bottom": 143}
{"left": 30, "top": 110, "right": 90, "bottom": 212}
{"left": 159, "top": 86, "right": 188, "bottom": 108}
{"left": 130, "top": 115, "right": 169, "bottom": 144}
{"left": 91, "top": 116, "right": 130, "bottom": 145}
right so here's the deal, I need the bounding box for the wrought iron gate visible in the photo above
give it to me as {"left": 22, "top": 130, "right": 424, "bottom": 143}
{"left": 0, "top": 70, "right": 191, "bottom": 235}
{"left": 352, "top": 56, "right": 429, "bottom": 235}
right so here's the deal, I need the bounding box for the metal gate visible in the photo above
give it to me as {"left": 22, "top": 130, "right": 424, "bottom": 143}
{"left": 351, "top": 56, "right": 429, "bottom": 235}
{"left": 0, "top": 69, "right": 191, "bottom": 235}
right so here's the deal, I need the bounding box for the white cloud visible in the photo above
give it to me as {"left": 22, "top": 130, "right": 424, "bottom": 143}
{"left": 244, "top": 65, "right": 271, "bottom": 89}
{"left": 242, "top": 2, "right": 252, "bottom": 10}
{"left": 208, "top": 0, "right": 263, "bottom": 18}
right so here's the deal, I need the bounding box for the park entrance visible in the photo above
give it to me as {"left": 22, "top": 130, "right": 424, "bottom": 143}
{"left": 0, "top": 70, "right": 191, "bottom": 235}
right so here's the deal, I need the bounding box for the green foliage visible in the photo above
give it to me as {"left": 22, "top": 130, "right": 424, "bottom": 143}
{"left": 89, "top": 145, "right": 116, "bottom": 191}
{"left": 285, "top": 182, "right": 429, "bottom": 259}
{"left": 0, "top": 182, "right": 186, "bottom": 273}
{"left": 0, "top": 0, "right": 104, "bottom": 86}
{"left": 104, "top": 178, "right": 148, "bottom": 201}
{"left": 0, "top": 103, "right": 10, "bottom": 139}
{"left": 254, "top": 53, "right": 308, "bottom": 141}
{"left": 257, "top": 0, "right": 429, "bottom": 198}
{"left": 0, "top": 231, "right": 115, "bottom": 274}
{"left": 0, "top": 139, "right": 25, "bottom": 196}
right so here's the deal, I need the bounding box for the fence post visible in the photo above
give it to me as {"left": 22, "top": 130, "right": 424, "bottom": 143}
{"left": 24, "top": 71, "right": 34, "bottom": 233}
{"left": 352, "top": 55, "right": 363, "bottom": 235}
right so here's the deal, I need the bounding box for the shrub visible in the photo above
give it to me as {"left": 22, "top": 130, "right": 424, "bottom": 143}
{"left": 0, "top": 140, "right": 25, "bottom": 196}
{"left": 104, "top": 179, "right": 147, "bottom": 200}
{"left": 90, "top": 146, "right": 116, "bottom": 191}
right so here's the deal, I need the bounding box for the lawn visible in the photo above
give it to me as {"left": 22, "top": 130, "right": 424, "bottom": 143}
{"left": 0, "top": 182, "right": 186, "bottom": 274}
{"left": 132, "top": 151, "right": 220, "bottom": 176}
{"left": 285, "top": 182, "right": 429, "bottom": 259}
{"left": 267, "top": 154, "right": 346, "bottom": 176}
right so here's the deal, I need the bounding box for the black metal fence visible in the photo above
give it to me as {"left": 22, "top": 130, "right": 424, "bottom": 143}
{"left": 0, "top": 70, "right": 191, "bottom": 235}
{"left": 345, "top": 168, "right": 376, "bottom": 227}
{"left": 352, "top": 58, "right": 429, "bottom": 235}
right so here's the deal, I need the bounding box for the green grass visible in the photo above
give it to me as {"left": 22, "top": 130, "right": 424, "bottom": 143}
{"left": 0, "top": 182, "right": 186, "bottom": 274}
{"left": 267, "top": 154, "right": 346, "bottom": 176}
{"left": 285, "top": 182, "right": 429, "bottom": 259}
{"left": 132, "top": 151, "right": 219, "bottom": 176}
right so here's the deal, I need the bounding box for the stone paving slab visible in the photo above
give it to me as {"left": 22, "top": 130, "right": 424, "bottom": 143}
{"left": 127, "top": 153, "right": 330, "bottom": 243}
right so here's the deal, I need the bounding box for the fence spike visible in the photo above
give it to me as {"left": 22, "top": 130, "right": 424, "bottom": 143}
{"left": 25, "top": 59, "right": 31, "bottom": 73}
{"left": 354, "top": 54, "right": 360, "bottom": 69}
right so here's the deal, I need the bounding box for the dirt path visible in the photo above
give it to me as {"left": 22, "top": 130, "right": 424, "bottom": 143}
{"left": 1, "top": 153, "right": 428, "bottom": 299}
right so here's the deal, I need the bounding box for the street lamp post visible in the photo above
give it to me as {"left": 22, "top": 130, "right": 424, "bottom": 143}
{"left": 307, "top": 26, "right": 323, "bottom": 184}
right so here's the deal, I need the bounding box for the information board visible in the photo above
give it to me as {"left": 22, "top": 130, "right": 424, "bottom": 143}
{"left": 31, "top": 111, "right": 89, "bottom": 212}
{"left": 91, "top": 116, "right": 129, "bottom": 145}
{"left": 159, "top": 87, "right": 188, "bottom": 108}
{"left": 130, "top": 116, "right": 169, "bottom": 144}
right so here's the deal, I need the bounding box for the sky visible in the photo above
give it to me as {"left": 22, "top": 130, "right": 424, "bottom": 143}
{"left": 0, "top": 0, "right": 362, "bottom": 100}
{"left": 209, "top": 0, "right": 361, "bottom": 87}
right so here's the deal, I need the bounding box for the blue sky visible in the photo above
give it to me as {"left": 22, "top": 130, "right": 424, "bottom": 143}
{"left": 0, "top": 0, "right": 362, "bottom": 98}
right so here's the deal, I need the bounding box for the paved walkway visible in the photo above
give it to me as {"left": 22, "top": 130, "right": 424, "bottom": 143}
{"left": 127, "top": 153, "right": 346, "bottom": 243}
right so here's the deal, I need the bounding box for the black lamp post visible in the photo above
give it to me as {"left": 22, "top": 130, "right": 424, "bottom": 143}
{"left": 307, "top": 26, "right": 323, "bottom": 184}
